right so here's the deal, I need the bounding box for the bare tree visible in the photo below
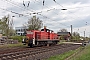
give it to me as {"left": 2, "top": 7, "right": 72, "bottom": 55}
{"left": 27, "top": 16, "right": 43, "bottom": 30}
{"left": 59, "top": 28, "right": 68, "bottom": 32}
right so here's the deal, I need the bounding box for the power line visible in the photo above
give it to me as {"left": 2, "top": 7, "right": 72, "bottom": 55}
{"left": 2, "top": 0, "right": 35, "bottom": 15}
{"left": 51, "top": 1, "right": 90, "bottom": 34}
{"left": 33, "top": 0, "right": 60, "bottom": 15}
{"left": 1, "top": 0, "right": 90, "bottom": 30}
{"left": 3, "top": 0, "right": 58, "bottom": 16}
{"left": 0, "top": 7, "right": 29, "bottom": 17}
{"left": 0, "top": 0, "right": 78, "bottom": 28}
{"left": 52, "top": 0, "right": 90, "bottom": 28}
{"left": 0, "top": 7, "right": 69, "bottom": 28}
{"left": 53, "top": 0, "right": 63, "bottom": 7}
{"left": 29, "top": 0, "right": 70, "bottom": 27}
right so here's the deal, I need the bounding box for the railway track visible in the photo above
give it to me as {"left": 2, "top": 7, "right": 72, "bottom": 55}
{"left": 0, "top": 44, "right": 81, "bottom": 60}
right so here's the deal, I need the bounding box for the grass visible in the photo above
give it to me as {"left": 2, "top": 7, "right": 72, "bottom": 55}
{"left": 47, "top": 49, "right": 78, "bottom": 60}
{"left": 58, "top": 40, "right": 67, "bottom": 44}
{"left": 47, "top": 43, "right": 90, "bottom": 60}
{"left": 0, "top": 43, "right": 26, "bottom": 48}
{"left": 70, "top": 44, "right": 90, "bottom": 60}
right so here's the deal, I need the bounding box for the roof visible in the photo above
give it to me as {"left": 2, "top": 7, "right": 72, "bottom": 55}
{"left": 41, "top": 29, "right": 53, "bottom": 32}
{"left": 57, "top": 32, "right": 71, "bottom": 36}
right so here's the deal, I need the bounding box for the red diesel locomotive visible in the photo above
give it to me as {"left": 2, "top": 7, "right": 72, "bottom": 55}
{"left": 22, "top": 26, "right": 59, "bottom": 47}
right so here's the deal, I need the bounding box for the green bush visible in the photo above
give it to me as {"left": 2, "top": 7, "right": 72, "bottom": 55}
{"left": 10, "top": 36, "right": 25, "bottom": 42}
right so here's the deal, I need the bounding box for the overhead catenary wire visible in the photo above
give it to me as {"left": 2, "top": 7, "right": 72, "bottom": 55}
{"left": 52, "top": 0, "right": 90, "bottom": 28}
{"left": 52, "top": 0, "right": 90, "bottom": 24}
{"left": 2, "top": 0, "right": 37, "bottom": 15}
{"left": 5, "top": 0, "right": 90, "bottom": 17}
{"left": 2, "top": 0, "right": 70, "bottom": 28}
{"left": 1, "top": 0, "right": 90, "bottom": 29}
{"left": 3, "top": 0, "right": 57, "bottom": 16}
{"left": 0, "top": 0, "right": 76, "bottom": 27}
{"left": 53, "top": 1, "right": 90, "bottom": 37}
{"left": 0, "top": 0, "right": 90, "bottom": 34}
{"left": 31, "top": 0, "right": 60, "bottom": 15}
{"left": 25, "top": 1, "right": 70, "bottom": 28}
{"left": 0, "top": 7, "right": 29, "bottom": 17}
{"left": 51, "top": 0, "right": 90, "bottom": 36}
{"left": 53, "top": 0, "right": 63, "bottom": 7}
{"left": 33, "top": 0, "right": 77, "bottom": 27}
{"left": 1, "top": 0, "right": 50, "bottom": 16}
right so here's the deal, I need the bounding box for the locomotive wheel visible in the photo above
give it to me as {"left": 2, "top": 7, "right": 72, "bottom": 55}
{"left": 28, "top": 43, "right": 34, "bottom": 48}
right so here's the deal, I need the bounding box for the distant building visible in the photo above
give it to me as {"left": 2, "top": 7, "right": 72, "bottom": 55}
{"left": 57, "top": 32, "right": 71, "bottom": 40}
{"left": 15, "top": 27, "right": 26, "bottom": 36}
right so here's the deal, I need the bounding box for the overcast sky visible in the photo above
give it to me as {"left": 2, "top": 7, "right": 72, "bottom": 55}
{"left": 0, "top": 0, "right": 90, "bottom": 37}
